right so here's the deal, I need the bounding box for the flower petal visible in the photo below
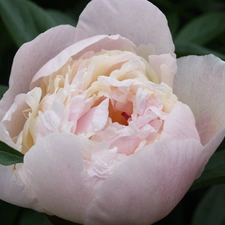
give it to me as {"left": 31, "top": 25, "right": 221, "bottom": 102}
{"left": 148, "top": 53, "right": 177, "bottom": 87}
{"left": 76, "top": 0, "right": 174, "bottom": 54}
{"left": 76, "top": 98, "right": 109, "bottom": 136}
{"left": 174, "top": 55, "right": 225, "bottom": 150}
{"left": 85, "top": 139, "right": 205, "bottom": 225}
{"left": 161, "top": 102, "right": 200, "bottom": 141}
{"left": 0, "top": 25, "right": 77, "bottom": 121}
{"left": 1, "top": 94, "right": 27, "bottom": 140}
{"left": 0, "top": 164, "right": 42, "bottom": 211}
{"left": 17, "top": 133, "right": 97, "bottom": 224}
{"left": 30, "top": 35, "right": 135, "bottom": 88}
{"left": 0, "top": 123, "right": 18, "bottom": 150}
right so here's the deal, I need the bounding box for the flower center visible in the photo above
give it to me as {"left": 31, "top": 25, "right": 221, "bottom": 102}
{"left": 108, "top": 101, "right": 130, "bottom": 126}
{"left": 11, "top": 49, "right": 178, "bottom": 155}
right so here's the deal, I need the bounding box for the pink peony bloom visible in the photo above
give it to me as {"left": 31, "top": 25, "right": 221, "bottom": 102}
{"left": 0, "top": 0, "right": 225, "bottom": 224}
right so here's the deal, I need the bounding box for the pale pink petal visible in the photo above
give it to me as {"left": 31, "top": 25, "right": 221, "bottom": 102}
{"left": 85, "top": 139, "right": 205, "bottom": 225}
{"left": 76, "top": 0, "right": 174, "bottom": 55}
{"left": 30, "top": 35, "right": 135, "bottom": 88}
{"left": 148, "top": 53, "right": 177, "bottom": 87}
{"left": 161, "top": 102, "right": 200, "bottom": 141}
{"left": 37, "top": 100, "right": 65, "bottom": 139}
{"left": 1, "top": 94, "right": 27, "bottom": 139}
{"left": 111, "top": 135, "right": 140, "bottom": 155}
{"left": 174, "top": 55, "right": 225, "bottom": 151}
{"left": 17, "top": 133, "right": 97, "bottom": 224}
{"left": 0, "top": 124, "right": 41, "bottom": 209}
{"left": 0, "top": 25, "right": 77, "bottom": 121}
{"left": 0, "top": 165, "right": 42, "bottom": 211}
{"left": 91, "top": 123, "right": 141, "bottom": 154}
{"left": 76, "top": 98, "right": 109, "bottom": 136}
{"left": 0, "top": 124, "right": 17, "bottom": 149}
{"left": 69, "top": 96, "right": 93, "bottom": 133}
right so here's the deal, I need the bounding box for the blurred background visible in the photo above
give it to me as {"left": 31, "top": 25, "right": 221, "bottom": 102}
{"left": 0, "top": 0, "right": 225, "bottom": 224}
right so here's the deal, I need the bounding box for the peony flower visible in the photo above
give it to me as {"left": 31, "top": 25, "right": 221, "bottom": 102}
{"left": 0, "top": 0, "right": 225, "bottom": 224}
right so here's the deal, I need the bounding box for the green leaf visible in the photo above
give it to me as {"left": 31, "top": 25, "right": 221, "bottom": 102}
{"left": 0, "top": 21, "right": 14, "bottom": 54}
{"left": 0, "top": 200, "right": 52, "bottom": 225}
{"left": 0, "top": 200, "right": 22, "bottom": 225}
{"left": 190, "top": 150, "right": 225, "bottom": 191}
{"left": 48, "top": 216, "right": 82, "bottom": 225}
{"left": 191, "top": 184, "right": 225, "bottom": 225}
{"left": 0, "top": 0, "right": 75, "bottom": 47}
{"left": 0, "top": 85, "right": 8, "bottom": 99}
{"left": 47, "top": 10, "right": 77, "bottom": 26}
{"left": 17, "top": 209, "right": 52, "bottom": 225}
{"left": 190, "top": 0, "right": 225, "bottom": 13}
{"left": 0, "top": 141, "right": 24, "bottom": 166}
{"left": 167, "top": 13, "right": 179, "bottom": 37}
{"left": 175, "top": 42, "right": 225, "bottom": 61}
{"left": 175, "top": 12, "right": 225, "bottom": 45}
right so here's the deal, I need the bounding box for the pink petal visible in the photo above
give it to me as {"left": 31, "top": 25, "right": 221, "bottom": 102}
{"left": 111, "top": 135, "right": 141, "bottom": 155}
{"left": 1, "top": 93, "right": 27, "bottom": 139}
{"left": 30, "top": 35, "right": 135, "bottom": 88}
{"left": 0, "top": 123, "right": 18, "bottom": 151}
{"left": 0, "top": 25, "right": 77, "bottom": 121}
{"left": 0, "top": 165, "right": 42, "bottom": 211}
{"left": 85, "top": 139, "right": 205, "bottom": 225}
{"left": 17, "top": 133, "right": 96, "bottom": 224}
{"left": 0, "top": 124, "right": 42, "bottom": 210}
{"left": 174, "top": 55, "right": 225, "bottom": 158}
{"left": 76, "top": 0, "right": 174, "bottom": 55}
{"left": 37, "top": 100, "right": 65, "bottom": 138}
{"left": 148, "top": 53, "right": 177, "bottom": 87}
{"left": 76, "top": 99, "right": 109, "bottom": 136}
{"left": 161, "top": 102, "right": 200, "bottom": 141}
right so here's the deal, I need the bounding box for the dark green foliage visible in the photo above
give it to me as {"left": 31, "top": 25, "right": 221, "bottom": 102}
{"left": 0, "top": 141, "right": 23, "bottom": 165}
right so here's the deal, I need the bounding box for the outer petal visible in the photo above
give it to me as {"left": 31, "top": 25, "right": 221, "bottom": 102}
{"left": 0, "top": 25, "right": 76, "bottom": 121}
{"left": 17, "top": 133, "right": 97, "bottom": 224}
{"left": 1, "top": 93, "right": 27, "bottom": 140}
{"left": 30, "top": 35, "right": 136, "bottom": 88}
{"left": 0, "top": 165, "right": 42, "bottom": 211}
{"left": 161, "top": 102, "right": 200, "bottom": 141}
{"left": 85, "top": 139, "right": 205, "bottom": 225}
{"left": 75, "top": 0, "right": 174, "bottom": 55}
{"left": 174, "top": 55, "right": 225, "bottom": 157}
{"left": 0, "top": 122, "right": 34, "bottom": 209}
